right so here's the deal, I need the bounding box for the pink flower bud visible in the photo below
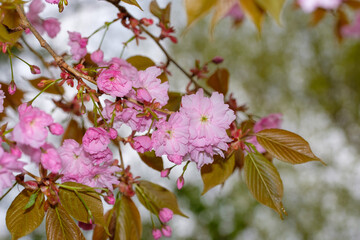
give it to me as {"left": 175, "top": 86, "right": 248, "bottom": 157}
{"left": 140, "top": 18, "right": 154, "bottom": 26}
{"left": 161, "top": 168, "right": 170, "bottom": 178}
{"left": 177, "top": 176, "right": 184, "bottom": 190}
{"left": 109, "top": 128, "right": 118, "bottom": 139}
{"left": 159, "top": 208, "right": 173, "bottom": 223}
{"left": 152, "top": 229, "right": 162, "bottom": 240}
{"left": 90, "top": 50, "right": 104, "bottom": 65}
{"left": 104, "top": 195, "right": 115, "bottom": 205}
{"left": 8, "top": 81, "right": 16, "bottom": 95}
{"left": 49, "top": 123, "right": 64, "bottom": 135}
{"left": 30, "top": 65, "right": 41, "bottom": 74}
{"left": 78, "top": 221, "right": 94, "bottom": 230}
{"left": 212, "top": 56, "right": 224, "bottom": 64}
{"left": 161, "top": 225, "right": 172, "bottom": 237}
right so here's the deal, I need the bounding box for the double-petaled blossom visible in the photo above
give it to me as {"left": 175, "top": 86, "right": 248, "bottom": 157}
{"left": 27, "top": 0, "right": 61, "bottom": 38}
{"left": 152, "top": 112, "right": 189, "bottom": 165}
{"left": 82, "top": 127, "right": 110, "bottom": 154}
{"left": 131, "top": 136, "right": 152, "bottom": 153}
{"left": 297, "top": 0, "right": 342, "bottom": 13}
{"left": 180, "top": 89, "right": 236, "bottom": 168}
{"left": 247, "top": 113, "right": 282, "bottom": 153}
{"left": 97, "top": 69, "right": 133, "bottom": 97}
{"left": 12, "top": 103, "right": 54, "bottom": 148}
{"left": 68, "top": 31, "right": 88, "bottom": 61}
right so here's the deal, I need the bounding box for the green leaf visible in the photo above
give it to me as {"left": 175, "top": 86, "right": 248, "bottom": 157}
{"left": 185, "top": 0, "right": 217, "bottom": 28}
{"left": 244, "top": 153, "right": 286, "bottom": 218}
{"left": 163, "top": 91, "right": 182, "bottom": 112}
{"left": 121, "top": 0, "right": 143, "bottom": 10}
{"left": 46, "top": 205, "right": 86, "bottom": 240}
{"left": 24, "top": 191, "right": 39, "bottom": 210}
{"left": 255, "top": 0, "right": 285, "bottom": 23}
{"left": 136, "top": 180, "right": 187, "bottom": 217}
{"left": 114, "top": 196, "right": 142, "bottom": 240}
{"left": 255, "top": 129, "right": 324, "bottom": 165}
{"left": 29, "top": 77, "right": 65, "bottom": 95}
{"left": 59, "top": 182, "right": 105, "bottom": 226}
{"left": 126, "top": 55, "right": 168, "bottom": 83}
{"left": 201, "top": 154, "right": 236, "bottom": 195}
{"left": 6, "top": 189, "right": 45, "bottom": 239}
{"left": 139, "top": 151, "right": 164, "bottom": 172}
{"left": 206, "top": 68, "right": 229, "bottom": 95}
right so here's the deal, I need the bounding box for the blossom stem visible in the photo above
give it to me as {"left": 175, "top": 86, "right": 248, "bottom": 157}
{"left": 74, "top": 189, "right": 94, "bottom": 223}
{"left": 0, "top": 182, "right": 17, "bottom": 202}
{"left": 28, "top": 78, "right": 62, "bottom": 105}
{"left": 7, "top": 49, "right": 14, "bottom": 83}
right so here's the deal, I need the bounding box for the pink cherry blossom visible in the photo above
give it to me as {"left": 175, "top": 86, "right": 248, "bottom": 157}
{"left": 297, "top": 0, "right": 342, "bottom": 13}
{"left": 82, "top": 127, "right": 110, "bottom": 154}
{"left": 91, "top": 50, "right": 105, "bottom": 65}
{"left": 41, "top": 146, "right": 61, "bottom": 173}
{"left": 247, "top": 113, "right": 282, "bottom": 153}
{"left": 68, "top": 31, "right": 88, "bottom": 61}
{"left": 109, "top": 58, "right": 138, "bottom": 83}
{"left": 152, "top": 229, "right": 162, "bottom": 240}
{"left": 45, "top": 0, "right": 60, "bottom": 3}
{"left": 81, "top": 165, "right": 120, "bottom": 191}
{"left": 342, "top": 12, "right": 360, "bottom": 38}
{"left": 159, "top": 208, "right": 173, "bottom": 223}
{"left": 161, "top": 225, "right": 172, "bottom": 237}
{"left": 12, "top": 103, "right": 54, "bottom": 148}
{"left": 49, "top": 123, "right": 64, "bottom": 135}
{"left": 0, "top": 85, "right": 5, "bottom": 113}
{"left": 132, "top": 136, "right": 152, "bottom": 153}
{"left": 152, "top": 112, "right": 189, "bottom": 165}
{"left": 180, "top": 89, "right": 236, "bottom": 168}
{"left": 97, "top": 69, "right": 133, "bottom": 97}
{"left": 43, "top": 18, "right": 61, "bottom": 38}
{"left": 133, "top": 66, "right": 169, "bottom": 107}
{"left": 88, "top": 147, "right": 113, "bottom": 165}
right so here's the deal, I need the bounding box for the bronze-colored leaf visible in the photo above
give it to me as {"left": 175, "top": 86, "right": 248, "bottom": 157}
{"left": 29, "top": 77, "right": 64, "bottom": 95}
{"left": 185, "top": 0, "right": 217, "bottom": 28}
{"left": 244, "top": 153, "right": 286, "bottom": 218}
{"left": 126, "top": 55, "right": 168, "bottom": 83}
{"left": 46, "top": 205, "right": 86, "bottom": 240}
{"left": 239, "top": 0, "right": 264, "bottom": 32}
{"left": 1, "top": 83, "right": 24, "bottom": 109}
{"left": 6, "top": 189, "right": 45, "bottom": 239}
{"left": 163, "top": 91, "right": 182, "bottom": 112}
{"left": 210, "top": 0, "right": 238, "bottom": 33}
{"left": 255, "top": 0, "right": 285, "bottom": 23}
{"left": 59, "top": 182, "right": 105, "bottom": 226}
{"left": 121, "top": 0, "right": 143, "bottom": 10}
{"left": 113, "top": 196, "right": 142, "bottom": 240}
{"left": 138, "top": 151, "right": 164, "bottom": 172}
{"left": 150, "top": 0, "right": 171, "bottom": 24}
{"left": 345, "top": 0, "right": 360, "bottom": 9}
{"left": 61, "top": 119, "right": 86, "bottom": 144}
{"left": 206, "top": 68, "right": 229, "bottom": 95}
{"left": 0, "top": 8, "right": 23, "bottom": 45}
{"left": 93, "top": 210, "right": 114, "bottom": 240}
{"left": 201, "top": 154, "right": 236, "bottom": 195}
{"left": 255, "top": 128, "right": 324, "bottom": 164}
{"left": 310, "top": 9, "right": 327, "bottom": 26}
{"left": 136, "top": 180, "right": 187, "bottom": 217}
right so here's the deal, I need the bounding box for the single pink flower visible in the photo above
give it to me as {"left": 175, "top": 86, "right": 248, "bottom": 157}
{"left": 180, "top": 89, "right": 236, "bottom": 168}
{"left": 68, "top": 31, "right": 88, "bottom": 61}
{"left": 159, "top": 208, "right": 173, "bottom": 223}
{"left": 132, "top": 136, "right": 152, "bottom": 153}
{"left": 12, "top": 103, "right": 54, "bottom": 148}
{"left": 49, "top": 123, "right": 64, "bottom": 135}
{"left": 82, "top": 127, "right": 110, "bottom": 154}
{"left": 297, "top": 0, "right": 342, "bottom": 13}
{"left": 161, "top": 225, "right": 172, "bottom": 238}
{"left": 152, "top": 229, "right": 162, "bottom": 240}
{"left": 97, "top": 69, "right": 133, "bottom": 97}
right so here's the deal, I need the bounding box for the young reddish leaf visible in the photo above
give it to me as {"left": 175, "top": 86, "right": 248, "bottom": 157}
{"left": 136, "top": 180, "right": 188, "bottom": 217}
{"left": 113, "top": 196, "right": 142, "bottom": 240}
{"left": 234, "top": 148, "right": 245, "bottom": 169}
{"left": 93, "top": 210, "right": 115, "bottom": 240}
{"left": 126, "top": 55, "right": 168, "bottom": 83}
{"left": 163, "top": 91, "right": 182, "bottom": 112}
{"left": 121, "top": 0, "right": 143, "bottom": 10}
{"left": 239, "top": 0, "right": 264, "bottom": 32}
{"left": 139, "top": 151, "right": 164, "bottom": 172}
{"left": 1, "top": 83, "right": 24, "bottom": 109}
{"left": 6, "top": 189, "right": 45, "bottom": 239}
{"left": 256, "top": 129, "right": 324, "bottom": 165}
{"left": 206, "top": 68, "right": 229, "bottom": 95}
{"left": 59, "top": 182, "right": 105, "bottom": 226}
{"left": 29, "top": 77, "right": 64, "bottom": 95}
{"left": 61, "top": 119, "right": 86, "bottom": 144}
{"left": 255, "top": 0, "right": 285, "bottom": 23}
{"left": 244, "top": 153, "right": 286, "bottom": 218}
{"left": 185, "top": 0, "right": 217, "bottom": 28}
{"left": 201, "top": 154, "right": 236, "bottom": 195}
{"left": 210, "top": 0, "right": 238, "bottom": 33}
{"left": 46, "top": 205, "right": 86, "bottom": 240}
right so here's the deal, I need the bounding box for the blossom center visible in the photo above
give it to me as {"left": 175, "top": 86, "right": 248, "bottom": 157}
{"left": 200, "top": 115, "right": 208, "bottom": 123}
